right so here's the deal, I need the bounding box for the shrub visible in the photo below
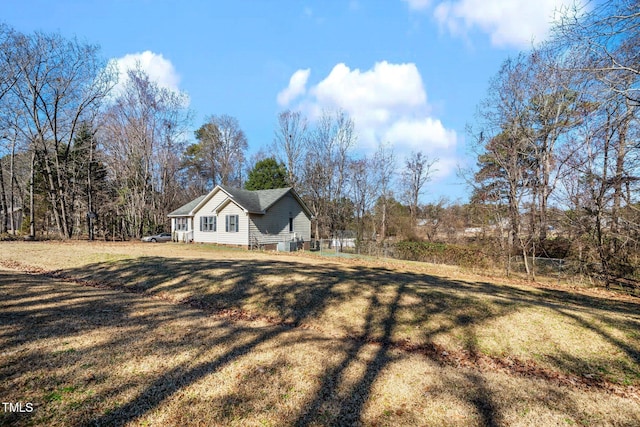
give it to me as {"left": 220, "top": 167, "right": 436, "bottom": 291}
{"left": 394, "top": 240, "right": 493, "bottom": 269}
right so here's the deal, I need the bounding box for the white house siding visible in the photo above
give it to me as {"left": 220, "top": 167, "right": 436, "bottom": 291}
{"left": 249, "top": 193, "right": 311, "bottom": 245}
{"left": 192, "top": 190, "right": 229, "bottom": 243}
{"left": 217, "top": 202, "right": 249, "bottom": 246}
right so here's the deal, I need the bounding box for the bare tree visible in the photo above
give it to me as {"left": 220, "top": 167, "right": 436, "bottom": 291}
{"left": 547, "top": 1, "right": 640, "bottom": 282}
{"left": 6, "top": 30, "right": 116, "bottom": 238}
{"left": 0, "top": 26, "right": 29, "bottom": 235}
{"left": 472, "top": 55, "right": 539, "bottom": 277}
{"left": 300, "top": 109, "right": 356, "bottom": 239}
{"left": 401, "top": 151, "right": 436, "bottom": 227}
{"left": 0, "top": 24, "right": 20, "bottom": 103}
{"left": 0, "top": 151, "right": 7, "bottom": 233}
{"left": 525, "top": 46, "right": 585, "bottom": 241}
{"left": 330, "top": 111, "right": 357, "bottom": 236}
{"left": 373, "top": 141, "right": 396, "bottom": 241}
{"left": 273, "top": 109, "right": 307, "bottom": 189}
{"left": 349, "top": 156, "right": 375, "bottom": 248}
{"left": 302, "top": 111, "right": 335, "bottom": 239}
{"left": 0, "top": 129, "right": 27, "bottom": 235}
{"left": 555, "top": 0, "right": 640, "bottom": 105}
{"left": 191, "top": 114, "right": 247, "bottom": 187}
{"left": 101, "top": 66, "right": 189, "bottom": 238}
{"left": 421, "top": 198, "right": 448, "bottom": 242}
{"left": 562, "top": 77, "right": 639, "bottom": 284}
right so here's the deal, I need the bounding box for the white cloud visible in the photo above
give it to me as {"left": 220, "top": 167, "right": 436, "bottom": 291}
{"left": 278, "top": 61, "right": 458, "bottom": 179}
{"left": 405, "top": 0, "right": 584, "bottom": 48}
{"left": 277, "top": 68, "right": 311, "bottom": 106}
{"left": 311, "top": 62, "right": 426, "bottom": 117}
{"left": 384, "top": 117, "right": 456, "bottom": 151}
{"left": 112, "top": 51, "right": 182, "bottom": 93}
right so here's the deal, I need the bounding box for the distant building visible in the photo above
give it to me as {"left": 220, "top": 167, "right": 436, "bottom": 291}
{"left": 464, "top": 227, "right": 483, "bottom": 236}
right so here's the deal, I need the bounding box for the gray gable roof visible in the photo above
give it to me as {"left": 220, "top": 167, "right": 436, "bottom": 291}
{"left": 168, "top": 195, "right": 206, "bottom": 217}
{"left": 219, "top": 185, "right": 292, "bottom": 214}
{"left": 168, "top": 186, "right": 312, "bottom": 218}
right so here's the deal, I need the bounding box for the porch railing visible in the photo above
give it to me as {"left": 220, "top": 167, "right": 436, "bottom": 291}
{"left": 172, "top": 230, "right": 194, "bottom": 243}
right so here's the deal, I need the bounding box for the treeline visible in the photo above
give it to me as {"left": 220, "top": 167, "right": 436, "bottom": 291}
{"left": 470, "top": 0, "right": 640, "bottom": 282}
{"left": 0, "top": 24, "right": 191, "bottom": 240}
{"left": 0, "top": 23, "right": 436, "bottom": 243}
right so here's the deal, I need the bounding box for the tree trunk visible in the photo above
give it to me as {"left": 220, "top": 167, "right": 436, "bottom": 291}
{"left": 539, "top": 147, "right": 550, "bottom": 241}
{"left": 87, "top": 137, "right": 94, "bottom": 241}
{"left": 0, "top": 160, "right": 8, "bottom": 234}
{"left": 610, "top": 108, "right": 629, "bottom": 256}
{"left": 9, "top": 137, "right": 16, "bottom": 234}
{"left": 54, "top": 156, "right": 71, "bottom": 239}
{"left": 38, "top": 150, "right": 66, "bottom": 238}
{"left": 381, "top": 198, "right": 387, "bottom": 241}
{"left": 29, "top": 150, "right": 35, "bottom": 239}
{"left": 521, "top": 239, "right": 531, "bottom": 279}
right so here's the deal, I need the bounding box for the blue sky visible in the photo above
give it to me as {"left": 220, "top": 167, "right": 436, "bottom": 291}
{"left": 2, "top": 0, "right": 580, "bottom": 203}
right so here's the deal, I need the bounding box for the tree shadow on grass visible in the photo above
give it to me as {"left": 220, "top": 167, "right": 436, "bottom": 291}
{"left": 61, "top": 256, "right": 640, "bottom": 422}
{"left": 2, "top": 253, "right": 640, "bottom": 425}
{"left": 0, "top": 270, "right": 141, "bottom": 349}
{"left": 293, "top": 283, "right": 404, "bottom": 426}
{"left": 89, "top": 326, "right": 288, "bottom": 426}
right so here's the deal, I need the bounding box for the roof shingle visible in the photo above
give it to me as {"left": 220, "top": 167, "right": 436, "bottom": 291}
{"left": 169, "top": 186, "right": 309, "bottom": 218}
{"left": 219, "top": 186, "right": 292, "bottom": 213}
{"left": 168, "top": 195, "right": 206, "bottom": 216}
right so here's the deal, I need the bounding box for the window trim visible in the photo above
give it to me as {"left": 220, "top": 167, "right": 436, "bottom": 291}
{"left": 200, "top": 216, "right": 217, "bottom": 232}
{"left": 225, "top": 214, "right": 239, "bottom": 233}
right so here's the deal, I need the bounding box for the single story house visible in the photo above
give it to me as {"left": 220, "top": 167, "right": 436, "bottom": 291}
{"left": 168, "top": 185, "right": 312, "bottom": 250}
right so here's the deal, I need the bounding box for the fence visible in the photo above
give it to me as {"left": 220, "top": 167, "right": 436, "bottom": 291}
{"left": 307, "top": 240, "right": 639, "bottom": 294}
{"left": 509, "top": 256, "right": 639, "bottom": 295}
{"left": 310, "top": 239, "right": 395, "bottom": 259}
{"left": 509, "top": 256, "right": 566, "bottom": 276}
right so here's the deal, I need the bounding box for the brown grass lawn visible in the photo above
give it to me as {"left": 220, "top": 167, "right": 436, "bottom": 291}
{"left": 1, "top": 241, "right": 639, "bottom": 426}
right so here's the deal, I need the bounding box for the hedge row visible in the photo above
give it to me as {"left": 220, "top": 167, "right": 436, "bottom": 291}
{"left": 393, "top": 240, "right": 493, "bottom": 269}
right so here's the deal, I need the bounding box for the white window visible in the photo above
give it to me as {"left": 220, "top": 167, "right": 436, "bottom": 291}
{"left": 175, "top": 217, "right": 188, "bottom": 231}
{"left": 225, "top": 215, "right": 239, "bottom": 232}
{"left": 200, "top": 216, "right": 216, "bottom": 232}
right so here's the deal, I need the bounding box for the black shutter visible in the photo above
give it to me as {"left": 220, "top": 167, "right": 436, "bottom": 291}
{"left": 199, "top": 217, "right": 203, "bottom": 232}
{"left": 225, "top": 215, "right": 229, "bottom": 232}
{"left": 235, "top": 215, "right": 239, "bottom": 232}
{"left": 213, "top": 216, "right": 217, "bottom": 232}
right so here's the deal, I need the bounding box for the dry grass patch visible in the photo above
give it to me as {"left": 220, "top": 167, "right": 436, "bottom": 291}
{"left": 2, "top": 241, "right": 639, "bottom": 385}
{"left": 1, "top": 241, "right": 640, "bottom": 425}
{"left": 1, "top": 269, "right": 638, "bottom": 426}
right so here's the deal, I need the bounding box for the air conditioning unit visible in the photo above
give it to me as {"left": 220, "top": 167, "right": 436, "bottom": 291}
{"left": 277, "top": 241, "right": 298, "bottom": 252}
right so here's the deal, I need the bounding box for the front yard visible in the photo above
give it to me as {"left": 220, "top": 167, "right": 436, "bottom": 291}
{"left": 1, "top": 241, "right": 639, "bottom": 426}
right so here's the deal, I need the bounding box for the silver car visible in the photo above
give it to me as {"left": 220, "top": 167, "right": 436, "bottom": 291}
{"left": 141, "top": 232, "right": 172, "bottom": 243}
